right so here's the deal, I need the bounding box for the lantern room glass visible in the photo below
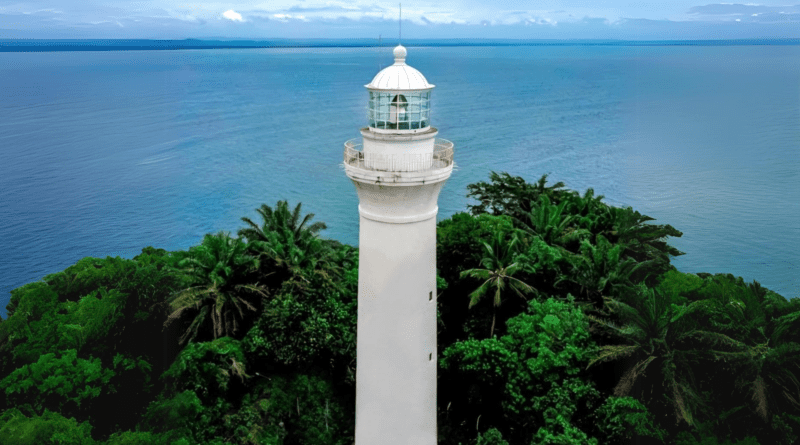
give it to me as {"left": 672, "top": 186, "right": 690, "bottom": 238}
{"left": 368, "top": 91, "right": 431, "bottom": 131}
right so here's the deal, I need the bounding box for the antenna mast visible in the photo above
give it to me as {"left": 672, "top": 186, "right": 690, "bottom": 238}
{"left": 399, "top": 3, "right": 402, "bottom": 44}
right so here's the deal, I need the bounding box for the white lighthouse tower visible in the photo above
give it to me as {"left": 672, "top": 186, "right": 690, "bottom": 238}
{"left": 342, "top": 45, "right": 454, "bottom": 444}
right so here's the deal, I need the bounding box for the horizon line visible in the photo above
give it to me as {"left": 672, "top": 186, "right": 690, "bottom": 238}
{"left": 1, "top": 37, "right": 799, "bottom": 52}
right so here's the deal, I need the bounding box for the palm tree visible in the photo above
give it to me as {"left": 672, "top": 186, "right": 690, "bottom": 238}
{"left": 559, "top": 234, "right": 649, "bottom": 305}
{"left": 586, "top": 284, "right": 753, "bottom": 427}
{"left": 164, "top": 232, "right": 268, "bottom": 345}
{"left": 460, "top": 230, "right": 536, "bottom": 337}
{"left": 562, "top": 188, "right": 617, "bottom": 242}
{"left": 514, "top": 194, "right": 578, "bottom": 249}
{"left": 238, "top": 201, "right": 329, "bottom": 283}
{"left": 708, "top": 303, "right": 800, "bottom": 424}
{"left": 239, "top": 200, "right": 327, "bottom": 245}
{"left": 610, "top": 206, "right": 684, "bottom": 283}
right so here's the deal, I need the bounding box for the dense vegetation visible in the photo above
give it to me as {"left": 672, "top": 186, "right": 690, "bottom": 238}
{"left": 1, "top": 172, "right": 798, "bottom": 444}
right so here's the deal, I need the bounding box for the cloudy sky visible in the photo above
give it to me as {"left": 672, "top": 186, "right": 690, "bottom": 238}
{"left": 0, "top": 1, "right": 798, "bottom": 40}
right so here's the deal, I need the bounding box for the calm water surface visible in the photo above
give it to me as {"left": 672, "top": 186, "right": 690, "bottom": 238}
{"left": 1, "top": 45, "right": 798, "bottom": 317}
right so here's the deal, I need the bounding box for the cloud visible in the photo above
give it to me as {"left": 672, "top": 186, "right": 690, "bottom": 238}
{"left": 687, "top": 3, "right": 800, "bottom": 21}
{"left": 222, "top": 10, "right": 243, "bottom": 22}
{"left": 272, "top": 13, "right": 307, "bottom": 21}
{"left": 286, "top": 4, "right": 386, "bottom": 13}
{"left": 689, "top": 4, "right": 769, "bottom": 15}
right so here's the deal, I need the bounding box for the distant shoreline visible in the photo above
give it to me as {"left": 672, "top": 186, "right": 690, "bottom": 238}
{"left": 2, "top": 38, "right": 799, "bottom": 52}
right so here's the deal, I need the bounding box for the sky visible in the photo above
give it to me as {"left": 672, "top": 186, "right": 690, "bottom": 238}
{"left": 0, "top": 1, "right": 798, "bottom": 40}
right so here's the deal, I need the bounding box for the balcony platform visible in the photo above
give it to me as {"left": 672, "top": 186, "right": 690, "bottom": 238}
{"left": 343, "top": 138, "right": 454, "bottom": 186}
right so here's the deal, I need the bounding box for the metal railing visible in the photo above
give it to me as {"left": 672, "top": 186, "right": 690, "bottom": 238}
{"left": 343, "top": 138, "right": 454, "bottom": 172}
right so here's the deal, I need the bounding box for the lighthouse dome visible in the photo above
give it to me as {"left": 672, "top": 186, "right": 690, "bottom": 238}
{"left": 365, "top": 45, "right": 434, "bottom": 91}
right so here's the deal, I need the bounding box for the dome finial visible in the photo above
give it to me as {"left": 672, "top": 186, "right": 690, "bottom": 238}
{"left": 393, "top": 45, "right": 407, "bottom": 64}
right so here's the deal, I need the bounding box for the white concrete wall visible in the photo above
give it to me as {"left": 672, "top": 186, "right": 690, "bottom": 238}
{"left": 355, "top": 212, "right": 438, "bottom": 445}
{"left": 362, "top": 128, "right": 436, "bottom": 172}
{"left": 355, "top": 182, "right": 444, "bottom": 224}
{"left": 349, "top": 125, "right": 450, "bottom": 445}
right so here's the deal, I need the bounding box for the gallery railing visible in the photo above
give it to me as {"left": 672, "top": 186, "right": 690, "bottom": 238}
{"left": 343, "top": 138, "right": 454, "bottom": 172}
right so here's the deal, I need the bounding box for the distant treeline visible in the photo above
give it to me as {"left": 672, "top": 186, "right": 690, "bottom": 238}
{"left": 1, "top": 38, "right": 799, "bottom": 52}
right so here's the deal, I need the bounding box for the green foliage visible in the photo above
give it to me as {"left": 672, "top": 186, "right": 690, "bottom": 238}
{"left": 768, "top": 412, "right": 800, "bottom": 445}
{"left": 102, "top": 430, "right": 170, "bottom": 445}
{"left": 239, "top": 201, "right": 327, "bottom": 245}
{"left": 56, "top": 288, "right": 127, "bottom": 354}
{"left": 243, "top": 284, "right": 357, "bottom": 382}
{"left": 466, "top": 172, "right": 568, "bottom": 219}
{"left": 1, "top": 249, "right": 184, "bottom": 374}
{"left": 0, "top": 282, "right": 61, "bottom": 365}
{"left": 611, "top": 206, "right": 684, "bottom": 281}
{"left": 144, "top": 370, "right": 353, "bottom": 445}
{"left": 587, "top": 283, "right": 758, "bottom": 427}
{"left": 459, "top": 228, "right": 536, "bottom": 337}
{"left": 0, "top": 349, "right": 115, "bottom": 415}
{"left": 692, "top": 274, "right": 767, "bottom": 340}
{"left": 441, "top": 296, "right": 601, "bottom": 443}
{"left": 437, "top": 213, "right": 515, "bottom": 281}
{"left": 43, "top": 256, "right": 137, "bottom": 303}
{"left": 162, "top": 337, "right": 249, "bottom": 401}
{"left": 592, "top": 396, "right": 667, "bottom": 443}
{"left": 516, "top": 233, "right": 566, "bottom": 277}
{"left": 529, "top": 420, "right": 598, "bottom": 445}
{"left": 1, "top": 285, "right": 127, "bottom": 364}
{"left": 0, "top": 408, "right": 95, "bottom": 444}
{"left": 256, "top": 372, "right": 354, "bottom": 445}
{"left": 674, "top": 430, "right": 761, "bottom": 445}
{"left": 475, "top": 428, "right": 509, "bottom": 445}
{"left": 238, "top": 201, "right": 331, "bottom": 285}
{"left": 3, "top": 180, "right": 799, "bottom": 445}
{"left": 560, "top": 188, "right": 615, "bottom": 242}
{"left": 165, "top": 232, "right": 266, "bottom": 345}
{"left": 656, "top": 269, "right": 705, "bottom": 305}
{"left": 515, "top": 194, "right": 576, "bottom": 246}
{"left": 141, "top": 390, "right": 206, "bottom": 443}
{"left": 561, "top": 234, "right": 646, "bottom": 301}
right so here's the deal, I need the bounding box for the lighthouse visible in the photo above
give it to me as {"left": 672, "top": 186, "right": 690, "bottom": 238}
{"left": 342, "top": 45, "right": 454, "bottom": 444}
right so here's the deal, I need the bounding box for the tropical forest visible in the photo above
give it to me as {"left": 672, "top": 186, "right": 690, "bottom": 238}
{"left": 0, "top": 172, "right": 798, "bottom": 445}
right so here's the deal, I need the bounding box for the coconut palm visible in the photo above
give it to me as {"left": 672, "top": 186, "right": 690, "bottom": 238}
{"left": 611, "top": 206, "right": 685, "bottom": 282}
{"left": 555, "top": 234, "right": 650, "bottom": 315}
{"left": 562, "top": 188, "right": 617, "bottom": 241}
{"left": 460, "top": 230, "right": 536, "bottom": 337}
{"left": 586, "top": 283, "right": 752, "bottom": 426}
{"left": 238, "top": 201, "right": 332, "bottom": 286}
{"left": 239, "top": 200, "right": 327, "bottom": 246}
{"left": 164, "top": 232, "right": 268, "bottom": 345}
{"left": 514, "top": 194, "right": 577, "bottom": 247}
{"left": 709, "top": 304, "right": 800, "bottom": 424}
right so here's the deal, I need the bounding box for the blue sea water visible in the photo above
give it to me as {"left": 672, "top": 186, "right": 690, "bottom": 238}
{"left": 1, "top": 44, "right": 798, "bottom": 318}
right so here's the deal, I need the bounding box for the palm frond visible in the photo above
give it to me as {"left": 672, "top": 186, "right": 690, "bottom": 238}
{"left": 751, "top": 374, "right": 769, "bottom": 421}
{"left": 586, "top": 344, "right": 639, "bottom": 369}
{"left": 460, "top": 268, "right": 492, "bottom": 281}
{"left": 468, "top": 279, "right": 493, "bottom": 308}
{"left": 613, "top": 355, "right": 657, "bottom": 397}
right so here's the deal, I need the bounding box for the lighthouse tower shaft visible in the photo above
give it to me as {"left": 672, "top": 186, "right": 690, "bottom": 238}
{"left": 342, "top": 45, "right": 454, "bottom": 445}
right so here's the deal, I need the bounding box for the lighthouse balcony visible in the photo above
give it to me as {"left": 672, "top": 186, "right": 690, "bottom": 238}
{"left": 344, "top": 138, "right": 454, "bottom": 182}
{"left": 343, "top": 138, "right": 454, "bottom": 185}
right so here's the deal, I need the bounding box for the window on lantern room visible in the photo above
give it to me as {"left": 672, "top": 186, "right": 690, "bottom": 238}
{"left": 369, "top": 91, "right": 430, "bottom": 130}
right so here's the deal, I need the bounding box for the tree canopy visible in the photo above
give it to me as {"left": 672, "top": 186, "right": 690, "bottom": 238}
{"left": 0, "top": 173, "right": 797, "bottom": 445}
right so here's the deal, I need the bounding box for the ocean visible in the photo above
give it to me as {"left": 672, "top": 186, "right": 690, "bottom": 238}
{"left": 1, "top": 43, "right": 798, "bottom": 318}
